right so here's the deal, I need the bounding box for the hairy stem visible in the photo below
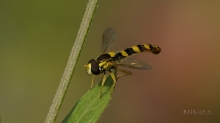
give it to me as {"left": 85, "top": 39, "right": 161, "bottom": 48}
{"left": 44, "top": 0, "right": 99, "bottom": 122}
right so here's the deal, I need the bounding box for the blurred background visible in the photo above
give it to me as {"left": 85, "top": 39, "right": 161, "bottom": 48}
{"left": 1, "top": 0, "right": 220, "bottom": 123}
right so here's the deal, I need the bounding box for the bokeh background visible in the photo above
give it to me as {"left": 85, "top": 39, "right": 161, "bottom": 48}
{"left": 1, "top": 0, "right": 220, "bottom": 123}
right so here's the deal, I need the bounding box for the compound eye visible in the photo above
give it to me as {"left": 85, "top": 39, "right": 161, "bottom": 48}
{"left": 89, "top": 59, "right": 100, "bottom": 75}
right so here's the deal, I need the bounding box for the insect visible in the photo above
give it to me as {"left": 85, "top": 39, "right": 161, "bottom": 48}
{"left": 84, "top": 28, "right": 161, "bottom": 98}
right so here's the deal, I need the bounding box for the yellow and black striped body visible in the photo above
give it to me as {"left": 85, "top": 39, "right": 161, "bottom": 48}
{"left": 94, "top": 44, "right": 161, "bottom": 74}
{"left": 112, "top": 44, "right": 161, "bottom": 60}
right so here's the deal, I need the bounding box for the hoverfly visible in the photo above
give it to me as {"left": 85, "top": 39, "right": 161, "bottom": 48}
{"left": 84, "top": 28, "right": 161, "bottom": 98}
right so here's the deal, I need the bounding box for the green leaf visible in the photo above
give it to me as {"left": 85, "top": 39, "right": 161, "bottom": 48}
{"left": 62, "top": 74, "right": 115, "bottom": 123}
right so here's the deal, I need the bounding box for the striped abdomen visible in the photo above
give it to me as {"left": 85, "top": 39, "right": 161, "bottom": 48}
{"left": 112, "top": 44, "right": 161, "bottom": 61}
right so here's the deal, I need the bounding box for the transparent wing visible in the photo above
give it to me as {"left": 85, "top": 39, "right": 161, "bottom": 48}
{"left": 117, "top": 58, "right": 152, "bottom": 70}
{"left": 101, "top": 28, "right": 116, "bottom": 53}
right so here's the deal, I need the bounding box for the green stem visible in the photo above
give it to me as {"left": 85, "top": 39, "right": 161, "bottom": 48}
{"left": 44, "top": 0, "right": 99, "bottom": 122}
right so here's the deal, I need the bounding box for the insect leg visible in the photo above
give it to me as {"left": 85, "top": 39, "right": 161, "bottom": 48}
{"left": 100, "top": 73, "right": 107, "bottom": 98}
{"left": 109, "top": 71, "right": 117, "bottom": 95}
{"left": 116, "top": 69, "right": 133, "bottom": 80}
{"left": 90, "top": 75, "right": 96, "bottom": 89}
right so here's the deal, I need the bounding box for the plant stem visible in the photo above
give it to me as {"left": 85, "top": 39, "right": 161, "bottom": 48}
{"left": 44, "top": 0, "right": 99, "bottom": 122}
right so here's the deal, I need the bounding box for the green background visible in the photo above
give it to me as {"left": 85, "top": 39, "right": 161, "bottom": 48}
{"left": 1, "top": 0, "right": 220, "bottom": 123}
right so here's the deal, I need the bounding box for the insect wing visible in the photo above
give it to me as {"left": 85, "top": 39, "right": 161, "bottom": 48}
{"left": 101, "top": 28, "right": 116, "bottom": 53}
{"left": 117, "top": 58, "right": 152, "bottom": 70}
